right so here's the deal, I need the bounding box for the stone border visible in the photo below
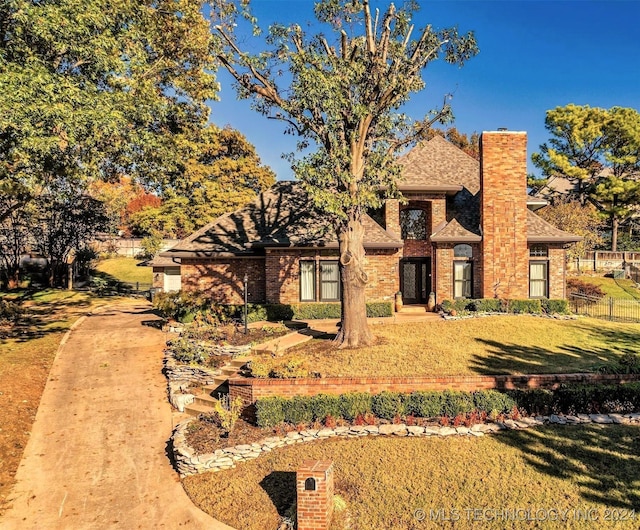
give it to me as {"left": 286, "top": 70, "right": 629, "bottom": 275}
{"left": 171, "top": 412, "right": 640, "bottom": 477}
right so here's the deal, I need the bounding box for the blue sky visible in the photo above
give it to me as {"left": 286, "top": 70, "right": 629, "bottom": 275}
{"left": 208, "top": 0, "right": 640, "bottom": 180}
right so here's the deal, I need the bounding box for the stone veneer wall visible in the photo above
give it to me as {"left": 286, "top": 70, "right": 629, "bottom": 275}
{"left": 480, "top": 131, "right": 529, "bottom": 299}
{"left": 181, "top": 257, "right": 266, "bottom": 304}
{"left": 229, "top": 373, "right": 640, "bottom": 409}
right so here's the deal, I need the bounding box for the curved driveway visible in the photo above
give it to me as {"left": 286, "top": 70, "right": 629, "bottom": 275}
{"left": 1, "top": 301, "right": 233, "bottom": 530}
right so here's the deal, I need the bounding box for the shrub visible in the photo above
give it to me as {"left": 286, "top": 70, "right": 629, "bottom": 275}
{"left": 311, "top": 394, "right": 342, "bottom": 422}
{"left": 256, "top": 397, "right": 286, "bottom": 427}
{"left": 440, "top": 299, "right": 454, "bottom": 312}
{"left": 248, "top": 357, "right": 311, "bottom": 379}
{"left": 0, "top": 300, "right": 23, "bottom": 322}
{"left": 596, "top": 353, "right": 640, "bottom": 375}
{"left": 365, "top": 301, "right": 394, "bottom": 318}
{"left": 541, "top": 299, "right": 570, "bottom": 314}
{"left": 371, "top": 391, "right": 405, "bottom": 420}
{"left": 283, "top": 396, "right": 314, "bottom": 425}
{"left": 204, "top": 395, "right": 243, "bottom": 435}
{"left": 469, "top": 298, "right": 503, "bottom": 312}
{"left": 508, "top": 299, "right": 542, "bottom": 314}
{"left": 340, "top": 393, "right": 373, "bottom": 420}
{"left": 405, "top": 391, "right": 444, "bottom": 418}
{"left": 170, "top": 338, "right": 208, "bottom": 365}
{"left": 566, "top": 278, "right": 605, "bottom": 299}
{"left": 440, "top": 390, "right": 474, "bottom": 417}
{"left": 472, "top": 390, "right": 515, "bottom": 415}
{"left": 506, "top": 389, "right": 556, "bottom": 415}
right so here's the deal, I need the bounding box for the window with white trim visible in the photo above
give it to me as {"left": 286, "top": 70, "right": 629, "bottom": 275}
{"left": 529, "top": 261, "right": 548, "bottom": 298}
{"left": 320, "top": 261, "right": 340, "bottom": 301}
{"left": 300, "top": 261, "right": 316, "bottom": 301}
{"left": 454, "top": 261, "right": 473, "bottom": 299}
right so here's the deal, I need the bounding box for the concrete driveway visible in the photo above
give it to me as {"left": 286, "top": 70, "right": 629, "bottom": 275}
{"left": 1, "top": 301, "right": 233, "bottom": 530}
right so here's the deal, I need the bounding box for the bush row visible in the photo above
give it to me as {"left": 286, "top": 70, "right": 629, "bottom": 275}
{"left": 154, "top": 290, "right": 393, "bottom": 323}
{"left": 507, "top": 383, "right": 640, "bottom": 416}
{"left": 255, "top": 383, "right": 640, "bottom": 428}
{"left": 255, "top": 389, "right": 516, "bottom": 428}
{"left": 440, "top": 298, "right": 570, "bottom": 315}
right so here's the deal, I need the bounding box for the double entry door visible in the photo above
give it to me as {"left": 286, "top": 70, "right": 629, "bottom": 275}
{"left": 400, "top": 258, "right": 431, "bottom": 305}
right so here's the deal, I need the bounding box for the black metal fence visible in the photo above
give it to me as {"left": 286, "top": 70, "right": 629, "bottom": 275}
{"left": 569, "top": 292, "right": 640, "bottom": 323}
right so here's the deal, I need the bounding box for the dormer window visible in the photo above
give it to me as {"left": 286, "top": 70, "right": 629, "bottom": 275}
{"left": 400, "top": 209, "right": 427, "bottom": 240}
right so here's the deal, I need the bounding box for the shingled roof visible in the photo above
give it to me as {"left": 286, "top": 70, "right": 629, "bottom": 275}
{"left": 162, "top": 181, "right": 403, "bottom": 259}
{"left": 397, "top": 135, "right": 480, "bottom": 194}
{"left": 526, "top": 210, "right": 582, "bottom": 243}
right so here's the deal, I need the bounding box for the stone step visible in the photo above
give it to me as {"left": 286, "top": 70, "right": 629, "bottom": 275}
{"left": 194, "top": 392, "right": 219, "bottom": 407}
{"left": 229, "top": 357, "right": 250, "bottom": 368}
{"left": 220, "top": 366, "right": 239, "bottom": 376}
{"left": 202, "top": 382, "right": 229, "bottom": 396}
{"left": 183, "top": 402, "right": 215, "bottom": 417}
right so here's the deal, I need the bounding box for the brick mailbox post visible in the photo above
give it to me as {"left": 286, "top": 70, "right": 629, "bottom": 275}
{"left": 296, "top": 460, "right": 334, "bottom": 530}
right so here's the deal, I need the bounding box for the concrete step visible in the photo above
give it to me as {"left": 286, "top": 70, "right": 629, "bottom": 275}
{"left": 399, "top": 305, "right": 428, "bottom": 313}
{"left": 202, "top": 382, "right": 229, "bottom": 397}
{"left": 220, "top": 366, "right": 239, "bottom": 376}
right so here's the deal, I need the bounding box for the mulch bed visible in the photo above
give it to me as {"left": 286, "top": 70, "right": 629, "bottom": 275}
{"left": 185, "top": 419, "right": 278, "bottom": 454}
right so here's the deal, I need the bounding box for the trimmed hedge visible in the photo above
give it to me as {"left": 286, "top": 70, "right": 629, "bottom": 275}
{"left": 219, "top": 301, "right": 393, "bottom": 323}
{"left": 255, "top": 389, "right": 517, "bottom": 428}
{"left": 439, "top": 298, "right": 569, "bottom": 315}
{"left": 254, "top": 384, "right": 640, "bottom": 428}
{"left": 507, "top": 383, "right": 640, "bottom": 416}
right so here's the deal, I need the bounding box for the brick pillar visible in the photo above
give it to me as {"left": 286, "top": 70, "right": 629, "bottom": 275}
{"left": 385, "top": 199, "right": 401, "bottom": 239}
{"left": 296, "top": 460, "right": 334, "bottom": 530}
{"left": 480, "top": 131, "right": 529, "bottom": 299}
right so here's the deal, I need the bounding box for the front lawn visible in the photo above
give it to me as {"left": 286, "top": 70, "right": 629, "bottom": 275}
{"left": 183, "top": 424, "right": 640, "bottom": 530}
{"left": 251, "top": 316, "right": 640, "bottom": 377}
{"left": 570, "top": 276, "right": 640, "bottom": 300}
{"left": 94, "top": 257, "right": 152, "bottom": 285}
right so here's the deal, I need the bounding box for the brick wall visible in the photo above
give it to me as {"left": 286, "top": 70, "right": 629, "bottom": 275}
{"left": 229, "top": 373, "right": 640, "bottom": 407}
{"left": 297, "top": 461, "right": 334, "bottom": 530}
{"left": 264, "top": 248, "right": 400, "bottom": 304}
{"left": 384, "top": 199, "right": 401, "bottom": 239}
{"left": 480, "top": 131, "right": 529, "bottom": 299}
{"left": 181, "top": 258, "right": 266, "bottom": 304}
{"left": 433, "top": 243, "right": 483, "bottom": 303}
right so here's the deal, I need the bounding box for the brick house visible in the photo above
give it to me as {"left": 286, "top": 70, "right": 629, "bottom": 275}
{"left": 159, "top": 130, "right": 580, "bottom": 306}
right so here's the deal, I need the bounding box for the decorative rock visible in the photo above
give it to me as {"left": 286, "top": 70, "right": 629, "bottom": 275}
{"left": 589, "top": 414, "right": 614, "bottom": 424}
{"left": 470, "top": 430, "right": 484, "bottom": 437}
{"left": 608, "top": 414, "right": 625, "bottom": 424}
{"left": 455, "top": 427, "right": 470, "bottom": 435}
{"left": 379, "top": 424, "right": 405, "bottom": 435}
{"left": 424, "top": 426, "right": 441, "bottom": 435}
{"left": 407, "top": 426, "right": 425, "bottom": 435}
{"left": 317, "top": 429, "right": 334, "bottom": 437}
{"left": 439, "top": 427, "right": 456, "bottom": 436}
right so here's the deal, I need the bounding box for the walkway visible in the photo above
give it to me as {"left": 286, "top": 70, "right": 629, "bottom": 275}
{"left": 1, "top": 301, "right": 233, "bottom": 530}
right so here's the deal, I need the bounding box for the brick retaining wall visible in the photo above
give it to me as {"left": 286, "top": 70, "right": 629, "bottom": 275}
{"left": 228, "top": 373, "right": 640, "bottom": 407}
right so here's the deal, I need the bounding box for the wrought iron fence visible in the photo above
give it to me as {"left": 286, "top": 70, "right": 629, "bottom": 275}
{"left": 569, "top": 292, "right": 640, "bottom": 323}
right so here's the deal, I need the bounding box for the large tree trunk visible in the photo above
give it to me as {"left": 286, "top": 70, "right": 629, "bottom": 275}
{"left": 334, "top": 216, "right": 374, "bottom": 349}
{"left": 611, "top": 215, "right": 619, "bottom": 252}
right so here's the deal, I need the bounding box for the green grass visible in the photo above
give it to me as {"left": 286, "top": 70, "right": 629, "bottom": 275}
{"left": 183, "top": 424, "right": 640, "bottom": 530}
{"left": 571, "top": 276, "right": 640, "bottom": 300}
{"left": 94, "top": 257, "right": 152, "bottom": 284}
{"left": 260, "top": 316, "right": 640, "bottom": 377}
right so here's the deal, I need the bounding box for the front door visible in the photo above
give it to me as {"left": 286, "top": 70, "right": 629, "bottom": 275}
{"left": 400, "top": 259, "right": 431, "bottom": 304}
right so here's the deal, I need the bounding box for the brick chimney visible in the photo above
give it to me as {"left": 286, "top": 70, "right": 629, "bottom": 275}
{"left": 480, "top": 131, "right": 529, "bottom": 299}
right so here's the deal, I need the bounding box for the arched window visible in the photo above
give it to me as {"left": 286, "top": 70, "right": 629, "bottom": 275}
{"left": 400, "top": 209, "right": 427, "bottom": 240}
{"left": 454, "top": 244, "right": 473, "bottom": 258}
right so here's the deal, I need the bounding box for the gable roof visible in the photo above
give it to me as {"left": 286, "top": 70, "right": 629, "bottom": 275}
{"left": 526, "top": 210, "right": 582, "bottom": 243}
{"left": 162, "top": 181, "right": 403, "bottom": 259}
{"left": 397, "top": 135, "right": 480, "bottom": 194}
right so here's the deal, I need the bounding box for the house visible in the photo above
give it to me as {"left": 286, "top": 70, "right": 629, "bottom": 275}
{"left": 157, "top": 130, "right": 580, "bottom": 306}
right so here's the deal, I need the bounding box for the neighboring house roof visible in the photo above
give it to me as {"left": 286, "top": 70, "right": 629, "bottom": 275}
{"left": 397, "top": 135, "right": 480, "bottom": 194}
{"left": 162, "top": 182, "right": 403, "bottom": 259}
{"left": 526, "top": 210, "right": 582, "bottom": 243}
{"left": 145, "top": 255, "right": 180, "bottom": 267}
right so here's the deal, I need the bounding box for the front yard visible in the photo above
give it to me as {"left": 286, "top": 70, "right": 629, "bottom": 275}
{"left": 252, "top": 316, "right": 639, "bottom": 378}
{"left": 183, "top": 424, "right": 640, "bottom": 530}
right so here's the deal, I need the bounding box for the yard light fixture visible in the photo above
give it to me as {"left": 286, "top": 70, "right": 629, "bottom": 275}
{"left": 243, "top": 273, "right": 249, "bottom": 335}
